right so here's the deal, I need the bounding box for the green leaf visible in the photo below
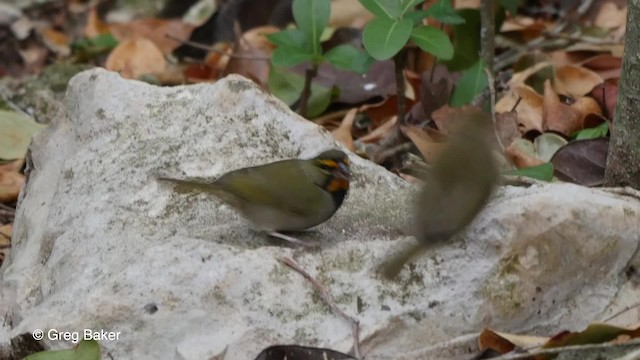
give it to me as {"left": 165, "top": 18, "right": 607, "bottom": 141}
{"left": 363, "top": 18, "right": 413, "bottom": 60}
{"left": 450, "top": 59, "right": 487, "bottom": 107}
{"left": 24, "top": 340, "right": 101, "bottom": 360}
{"left": 410, "top": 26, "right": 454, "bottom": 60}
{"left": 499, "top": 0, "right": 523, "bottom": 15}
{"left": 292, "top": 0, "right": 330, "bottom": 55}
{"left": 405, "top": 10, "right": 430, "bottom": 25}
{"left": 269, "top": 67, "right": 305, "bottom": 106}
{"left": 425, "top": 0, "right": 465, "bottom": 24}
{"left": 268, "top": 68, "right": 334, "bottom": 117}
{"left": 504, "top": 163, "right": 554, "bottom": 181}
{"left": 441, "top": 9, "right": 480, "bottom": 70}
{"left": 307, "top": 82, "right": 334, "bottom": 118}
{"left": 573, "top": 122, "right": 609, "bottom": 140}
{"left": 400, "top": 0, "right": 424, "bottom": 15}
{"left": 271, "top": 46, "right": 314, "bottom": 67}
{"left": 359, "top": 0, "right": 402, "bottom": 19}
{"left": 0, "top": 110, "right": 47, "bottom": 160}
{"left": 324, "top": 45, "right": 374, "bottom": 73}
{"left": 266, "top": 29, "right": 309, "bottom": 49}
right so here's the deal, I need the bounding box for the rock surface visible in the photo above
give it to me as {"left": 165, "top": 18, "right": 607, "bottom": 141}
{"left": 1, "top": 69, "right": 639, "bottom": 360}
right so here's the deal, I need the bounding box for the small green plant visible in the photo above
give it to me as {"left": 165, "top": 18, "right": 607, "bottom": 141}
{"left": 359, "top": 0, "right": 462, "bottom": 122}
{"left": 23, "top": 339, "right": 100, "bottom": 360}
{"left": 267, "top": 0, "right": 372, "bottom": 118}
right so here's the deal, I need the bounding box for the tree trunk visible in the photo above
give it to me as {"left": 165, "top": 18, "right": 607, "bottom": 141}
{"left": 604, "top": 0, "right": 640, "bottom": 188}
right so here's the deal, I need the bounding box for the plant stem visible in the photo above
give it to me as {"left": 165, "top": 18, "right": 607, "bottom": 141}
{"left": 393, "top": 49, "right": 406, "bottom": 125}
{"left": 299, "top": 64, "right": 318, "bottom": 118}
{"left": 480, "top": 0, "right": 495, "bottom": 76}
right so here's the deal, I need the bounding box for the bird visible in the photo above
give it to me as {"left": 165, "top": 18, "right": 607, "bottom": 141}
{"left": 380, "top": 109, "right": 500, "bottom": 279}
{"left": 158, "top": 149, "right": 350, "bottom": 245}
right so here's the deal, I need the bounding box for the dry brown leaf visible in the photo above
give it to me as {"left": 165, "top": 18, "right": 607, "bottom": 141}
{"left": 0, "top": 171, "right": 24, "bottom": 203}
{"left": 542, "top": 80, "right": 582, "bottom": 136}
{"left": 579, "top": 54, "right": 622, "bottom": 80}
{"left": 332, "top": 108, "right": 357, "bottom": 151}
{"left": 571, "top": 96, "right": 603, "bottom": 118}
{"left": 554, "top": 65, "right": 603, "bottom": 98}
{"left": 223, "top": 26, "right": 277, "bottom": 87}
{"left": 109, "top": 18, "right": 196, "bottom": 55}
{"left": 39, "top": 27, "right": 70, "bottom": 56}
{"left": 330, "top": 0, "right": 373, "bottom": 28}
{"left": 495, "top": 111, "right": 520, "bottom": 148}
{"left": 509, "top": 61, "right": 553, "bottom": 89}
{"left": 565, "top": 43, "right": 624, "bottom": 57}
{"left": 402, "top": 125, "right": 446, "bottom": 164}
{"left": 84, "top": 8, "right": 110, "bottom": 38}
{"left": 359, "top": 116, "right": 397, "bottom": 143}
{"left": 496, "top": 85, "right": 543, "bottom": 133}
{"left": 594, "top": 2, "right": 627, "bottom": 29}
{"left": 454, "top": 0, "right": 481, "bottom": 9}
{"left": 105, "top": 38, "right": 166, "bottom": 79}
{"left": 505, "top": 140, "right": 545, "bottom": 169}
{"left": 479, "top": 329, "right": 548, "bottom": 352}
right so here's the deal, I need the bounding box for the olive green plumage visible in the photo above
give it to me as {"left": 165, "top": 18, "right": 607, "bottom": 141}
{"left": 380, "top": 111, "right": 500, "bottom": 279}
{"left": 159, "top": 149, "right": 350, "bottom": 233}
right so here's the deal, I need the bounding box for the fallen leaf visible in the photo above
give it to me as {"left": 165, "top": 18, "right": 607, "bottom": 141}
{"left": 505, "top": 138, "right": 545, "bottom": 168}
{"left": 39, "top": 27, "right": 70, "bottom": 56}
{"left": 223, "top": 26, "right": 277, "bottom": 88}
{"left": 83, "top": 8, "right": 110, "bottom": 38}
{"left": 551, "top": 138, "right": 608, "bottom": 187}
{"left": 359, "top": 116, "right": 397, "bottom": 143}
{"left": 332, "top": 108, "right": 357, "bottom": 151}
{"left": 594, "top": 2, "right": 627, "bottom": 29}
{"left": 0, "top": 110, "right": 47, "bottom": 160}
{"left": 542, "top": 80, "right": 582, "bottom": 136}
{"left": 579, "top": 54, "right": 622, "bottom": 80}
{"left": 0, "top": 171, "right": 24, "bottom": 203}
{"left": 105, "top": 37, "right": 166, "bottom": 79}
{"left": 496, "top": 85, "right": 543, "bottom": 133}
{"left": 534, "top": 132, "right": 568, "bottom": 162}
{"left": 109, "top": 18, "right": 196, "bottom": 55}
{"left": 571, "top": 96, "right": 602, "bottom": 119}
{"left": 589, "top": 80, "right": 618, "bottom": 118}
{"left": 495, "top": 111, "right": 520, "bottom": 148}
{"left": 402, "top": 125, "right": 446, "bottom": 163}
{"left": 554, "top": 65, "right": 603, "bottom": 98}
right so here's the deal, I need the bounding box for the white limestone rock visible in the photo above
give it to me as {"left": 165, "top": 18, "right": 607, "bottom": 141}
{"left": 1, "top": 69, "right": 639, "bottom": 360}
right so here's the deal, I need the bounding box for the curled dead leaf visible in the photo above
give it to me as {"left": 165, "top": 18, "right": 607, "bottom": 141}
{"left": 571, "top": 96, "right": 603, "bottom": 119}
{"left": 554, "top": 65, "right": 603, "bottom": 98}
{"left": 0, "top": 171, "right": 24, "bottom": 203}
{"left": 109, "top": 18, "right": 196, "bottom": 55}
{"left": 496, "top": 85, "right": 543, "bottom": 133}
{"left": 105, "top": 37, "right": 166, "bottom": 79}
{"left": 332, "top": 108, "right": 357, "bottom": 151}
{"left": 542, "top": 80, "right": 582, "bottom": 136}
{"left": 504, "top": 138, "right": 544, "bottom": 169}
{"left": 401, "top": 125, "right": 446, "bottom": 164}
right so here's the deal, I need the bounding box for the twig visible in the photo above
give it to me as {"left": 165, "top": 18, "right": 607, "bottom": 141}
{"left": 480, "top": 0, "right": 495, "bottom": 74}
{"left": 0, "top": 210, "right": 15, "bottom": 219}
{"left": 164, "top": 34, "right": 270, "bottom": 61}
{"left": 0, "top": 203, "right": 15, "bottom": 212}
{"left": 373, "top": 142, "right": 413, "bottom": 165}
{"left": 601, "top": 301, "right": 640, "bottom": 323}
{"left": 601, "top": 187, "right": 640, "bottom": 201}
{"left": 501, "top": 175, "right": 547, "bottom": 187}
{"left": 484, "top": 67, "right": 504, "bottom": 153}
{"left": 280, "top": 256, "right": 361, "bottom": 359}
{"left": 393, "top": 49, "right": 407, "bottom": 126}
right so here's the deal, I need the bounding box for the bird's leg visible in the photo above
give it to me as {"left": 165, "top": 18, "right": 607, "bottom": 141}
{"left": 267, "top": 231, "right": 309, "bottom": 247}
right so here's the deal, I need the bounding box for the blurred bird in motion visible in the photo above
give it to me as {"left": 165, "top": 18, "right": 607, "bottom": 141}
{"left": 380, "top": 109, "right": 500, "bottom": 279}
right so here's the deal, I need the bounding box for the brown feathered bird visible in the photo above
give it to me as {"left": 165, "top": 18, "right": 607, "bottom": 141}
{"left": 380, "top": 109, "right": 500, "bottom": 279}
